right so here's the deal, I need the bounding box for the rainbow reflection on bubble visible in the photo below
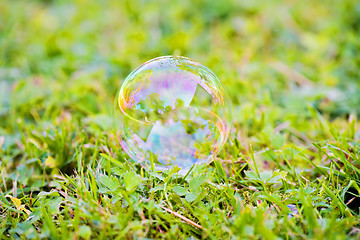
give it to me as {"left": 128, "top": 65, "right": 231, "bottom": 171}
{"left": 114, "top": 56, "right": 231, "bottom": 173}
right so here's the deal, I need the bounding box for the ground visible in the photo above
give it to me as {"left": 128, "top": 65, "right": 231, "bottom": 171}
{"left": 1, "top": 0, "right": 360, "bottom": 239}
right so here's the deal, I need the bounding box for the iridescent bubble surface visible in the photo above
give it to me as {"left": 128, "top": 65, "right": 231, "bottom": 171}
{"left": 114, "top": 56, "right": 231, "bottom": 173}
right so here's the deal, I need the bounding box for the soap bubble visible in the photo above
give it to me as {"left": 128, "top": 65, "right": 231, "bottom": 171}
{"left": 114, "top": 56, "right": 231, "bottom": 173}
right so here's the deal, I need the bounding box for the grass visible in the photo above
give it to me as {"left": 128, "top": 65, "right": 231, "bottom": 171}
{"left": 1, "top": 0, "right": 360, "bottom": 239}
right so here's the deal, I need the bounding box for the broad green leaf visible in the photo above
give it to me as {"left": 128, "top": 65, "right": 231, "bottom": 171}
{"left": 173, "top": 186, "right": 188, "bottom": 196}
{"left": 259, "top": 171, "right": 273, "bottom": 181}
{"left": 98, "top": 175, "right": 119, "bottom": 190}
{"left": 38, "top": 190, "right": 60, "bottom": 198}
{"left": 189, "top": 174, "right": 206, "bottom": 192}
{"left": 185, "top": 192, "right": 198, "bottom": 202}
{"left": 124, "top": 171, "right": 143, "bottom": 191}
{"left": 244, "top": 171, "right": 261, "bottom": 181}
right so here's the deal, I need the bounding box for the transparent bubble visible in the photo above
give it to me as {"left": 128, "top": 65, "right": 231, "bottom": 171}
{"left": 114, "top": 56, "right": 231, "bottom": 173}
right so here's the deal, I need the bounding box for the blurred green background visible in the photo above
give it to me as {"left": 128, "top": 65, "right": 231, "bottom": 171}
{"left": 1, "top": 0, "right": 360, "bottom": 169}
{"left": 1, "top": 0, "right": 360, "bottom": 164}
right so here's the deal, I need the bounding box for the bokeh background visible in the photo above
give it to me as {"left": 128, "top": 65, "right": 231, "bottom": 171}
{"left": 1, "top": 0, "right": 360, "bottom": 178}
